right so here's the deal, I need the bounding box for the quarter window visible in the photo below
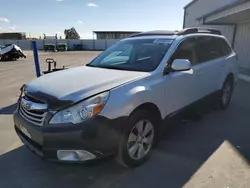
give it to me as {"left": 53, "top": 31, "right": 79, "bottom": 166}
{"left": 216, "top": 38, "right": 232, "bottom": 56}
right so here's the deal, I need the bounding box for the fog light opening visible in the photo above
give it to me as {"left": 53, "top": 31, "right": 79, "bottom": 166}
{"left": 57, "top": 150, "right": 96, "bottom": 161}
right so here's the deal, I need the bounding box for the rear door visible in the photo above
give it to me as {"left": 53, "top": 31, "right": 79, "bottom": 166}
{"left": 193, "top": 36, "right": 226, "bottom": 97}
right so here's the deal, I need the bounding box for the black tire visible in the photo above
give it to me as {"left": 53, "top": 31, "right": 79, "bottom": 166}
{"left": 216, "top": 78, "right": 233, "bottom": 110}
{"left": 116, "top": 109, "right": 158, "bottom": 168}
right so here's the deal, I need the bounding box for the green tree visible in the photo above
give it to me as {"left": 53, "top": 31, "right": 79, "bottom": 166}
{"left": 64, "top": 27, "right": 80, "bottom": 39}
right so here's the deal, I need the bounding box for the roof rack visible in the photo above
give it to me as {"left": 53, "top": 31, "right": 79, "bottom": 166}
{"left": 177, "top": 27, "right": 222, "bottom": 35}
{"left": 129, "top": 30, "right": 177, "bottom": 38}
{"left": 128, "top": 28, "right": 222, "bottom": 38}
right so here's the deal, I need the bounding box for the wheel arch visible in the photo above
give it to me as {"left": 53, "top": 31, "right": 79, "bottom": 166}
{"left": 129, "top": 102, "right": 162, "bottom": 124}
{"left": 226, "top": 73, "right": 234, "bottom": 86}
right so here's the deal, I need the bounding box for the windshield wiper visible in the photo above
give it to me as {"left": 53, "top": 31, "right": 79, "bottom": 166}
{"left": 97, "top": 65, "right": 123, "bottom": 70}
{"left": 86, "top": 64, "right": 134, "bottom": 71}
{"left": 86, "top": 64, "right": 119, "bottom": 69}
{"left": 86, "top": 63, "right": 94, "bottom": 67}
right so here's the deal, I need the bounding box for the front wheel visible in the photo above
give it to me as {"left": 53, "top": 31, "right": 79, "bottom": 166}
{"left": 116, "top": 110, "right": 157, "bottom": 168}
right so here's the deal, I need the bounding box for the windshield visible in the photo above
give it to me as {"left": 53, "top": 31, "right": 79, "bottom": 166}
{"left": 88, "top": 38, "right": 173, "bottom": 72}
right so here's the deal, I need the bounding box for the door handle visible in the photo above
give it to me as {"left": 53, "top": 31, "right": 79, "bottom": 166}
{"left": 196, "top": 71, "right": 202, "bottom": 75}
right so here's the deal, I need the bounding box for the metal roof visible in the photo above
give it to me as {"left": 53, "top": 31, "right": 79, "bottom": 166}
{"left": 184, "top": 0, "right": 198, "bottom": 9}
{"left": 198, "top": 0, "right": 249, "bottom": 19}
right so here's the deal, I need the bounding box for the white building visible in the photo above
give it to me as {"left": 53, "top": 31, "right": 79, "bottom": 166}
{"left": 183, "top": 0, "right": 250, "bottom": 71}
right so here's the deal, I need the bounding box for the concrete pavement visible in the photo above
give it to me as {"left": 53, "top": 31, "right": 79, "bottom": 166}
{"left": 0, "top": 51, "right": 250, "bottom": 188}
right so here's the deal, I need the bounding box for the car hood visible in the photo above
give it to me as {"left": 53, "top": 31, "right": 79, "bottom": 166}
{"left": 25, "top": 66, "right": 149, "bottom": 110}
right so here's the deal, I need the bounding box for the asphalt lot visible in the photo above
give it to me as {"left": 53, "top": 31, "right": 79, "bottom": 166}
{"left": 1, "top": 51, "right": 250, "bottom": 188}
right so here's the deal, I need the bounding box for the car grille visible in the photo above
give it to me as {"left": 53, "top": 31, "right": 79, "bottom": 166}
{"left": 19, "top": 97, "right": 48, "bottom": 126}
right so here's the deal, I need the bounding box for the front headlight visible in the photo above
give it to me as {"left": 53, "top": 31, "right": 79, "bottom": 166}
{"left": 50, "top": 91, "right": 109, "bottom": 124}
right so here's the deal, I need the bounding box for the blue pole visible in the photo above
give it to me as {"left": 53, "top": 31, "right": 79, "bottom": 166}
{"left": 32, "top": 40, "right": 41, "bottom": 77}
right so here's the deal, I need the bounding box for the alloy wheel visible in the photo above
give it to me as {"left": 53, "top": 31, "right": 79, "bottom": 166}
{"left": 127, "top": 119, "right": 154, "bottom": 160}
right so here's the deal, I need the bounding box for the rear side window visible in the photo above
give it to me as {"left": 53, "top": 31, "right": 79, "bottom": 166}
{"left": 195, "top": 37, "right": 219, "bottom": 63}
{"left": 195, "top": 36, "right": 232, "bottom": 64}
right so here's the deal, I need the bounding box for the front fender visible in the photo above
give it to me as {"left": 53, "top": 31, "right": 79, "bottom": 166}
{"left": 100, "top": 76, "right": 166, "bottom": 119}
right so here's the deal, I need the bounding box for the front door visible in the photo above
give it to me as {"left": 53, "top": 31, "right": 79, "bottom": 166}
{"left": 165, "top": 37, "right": 200, "bottom": 115}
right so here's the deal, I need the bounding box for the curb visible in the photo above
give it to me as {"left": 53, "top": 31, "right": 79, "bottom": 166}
{"left": 239, "top": 74, "right": 250, "bottom": 82}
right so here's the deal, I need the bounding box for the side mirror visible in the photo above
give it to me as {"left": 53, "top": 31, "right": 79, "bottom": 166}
{"left": 171, "top": 59, "right": 191, "bottom": 71}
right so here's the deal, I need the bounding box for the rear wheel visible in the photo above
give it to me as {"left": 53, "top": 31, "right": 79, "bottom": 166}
{"left": 116, "top": 110, "right": 157, "bottom": 168}
{"left": 217, "top": 79, "right": 233, "bottom": 109}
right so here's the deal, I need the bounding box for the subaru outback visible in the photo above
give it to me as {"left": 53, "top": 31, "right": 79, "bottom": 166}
{"left": 14, "top": 28, "right": 238, "bottom": 167}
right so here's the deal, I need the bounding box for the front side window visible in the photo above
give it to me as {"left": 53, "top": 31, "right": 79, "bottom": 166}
{"left": 170, "top": 37, "right": 198, "bottom": 65}
{"left": 88, "top": 38, "right": 173, "bottom": 72}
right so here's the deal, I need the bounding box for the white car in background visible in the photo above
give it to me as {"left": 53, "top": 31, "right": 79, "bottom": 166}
{"left": 0, "top": 44, "right": 26, "bottom": 61}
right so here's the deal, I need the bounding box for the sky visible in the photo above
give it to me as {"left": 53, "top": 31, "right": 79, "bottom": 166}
{"left": 0, "top": 0, "right": 191, "bottom": 39}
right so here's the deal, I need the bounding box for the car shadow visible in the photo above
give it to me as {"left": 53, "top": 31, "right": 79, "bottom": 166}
{"left": 105, "top": 80, "right": 250, "bottom": 188}
{"left": 0, "top": 81, "right": 250, "bottom": 188}
{"left": 0, "top": 59, "right": 23, "bottom": 62}
{"left": 0, "top": 103, "right": 17, "bottom": 115}
{"left": 0, "top": 146, "right": 126, "bottom": 188}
